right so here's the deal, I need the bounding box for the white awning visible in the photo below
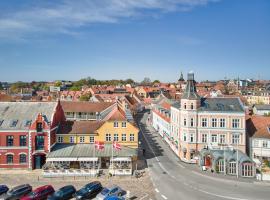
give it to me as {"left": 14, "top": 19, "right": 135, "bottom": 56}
{"left": 112, "top": 157, "right": 131, "bottom": 162}
{"left": 77, "top": 157, "right": 98, "bottom": 162}
{"left": 47, "top": 157, "right": 77, "bottom": 162}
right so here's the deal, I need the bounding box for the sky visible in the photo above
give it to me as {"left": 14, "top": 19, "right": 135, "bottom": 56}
{"left": 0, "top": 0, "right": 269, "bottom": 82}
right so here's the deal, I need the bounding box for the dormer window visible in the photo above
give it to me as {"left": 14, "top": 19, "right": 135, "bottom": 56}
{"left": 10, "top": 120, "right": 18, "bottom": 127}
{"left": 24, "top": 120, "right": 32, "bottom": 127}
{"left": 37, "top": 122, "right": 43, "bottom": 132}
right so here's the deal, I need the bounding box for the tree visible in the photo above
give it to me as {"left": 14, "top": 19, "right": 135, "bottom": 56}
{"left": 0, "top": 82, "right": 3, "bottom": 90}
{"left": 79, "top": 93, "right": 92, "bottom": 101}
{"left": 54, "top": 81, "right": 62, "bottom": 87}
{"left": 125, "top": 78, "right": 135, "bottom": 85}
{"left": 69, "top": 85, "right": 81, "bottom": 91}
{"left": 141, "top": 77, "right": 151, "bottom": 86}
{"left": 153, "top": 80, "right": 160, "bottom": 84}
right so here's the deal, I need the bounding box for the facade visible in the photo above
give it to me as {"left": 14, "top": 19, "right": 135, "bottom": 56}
{"left": 244, "top": 91, "right": 270, "bottom": 105}
{"left": 0, "top": 101, "right": 65, "bottom": 169}
{"left": 253, "top": 104, "right": 270, "bottom": 116}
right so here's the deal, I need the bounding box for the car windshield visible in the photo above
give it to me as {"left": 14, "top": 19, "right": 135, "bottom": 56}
{"left": 78, "top": 187, "right": 88, "bottom": 194}
{"left": 54, "top": 190, "right": 63, "bottom": 197}
{"left": 101, "top": 188, "right": 109, "bottom": 195}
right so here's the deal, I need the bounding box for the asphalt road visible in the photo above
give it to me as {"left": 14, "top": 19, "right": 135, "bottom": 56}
{"left": 136, "top": 111, "right": 270, "bottom": 200}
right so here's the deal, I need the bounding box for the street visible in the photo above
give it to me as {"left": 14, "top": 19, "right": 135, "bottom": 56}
{"left": 136, "top": 110, "right": 270, "bottom": 200}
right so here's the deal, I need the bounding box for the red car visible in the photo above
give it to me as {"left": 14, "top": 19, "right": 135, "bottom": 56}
{"left": 21, "top": 185, "right": 55, "bottom": 200}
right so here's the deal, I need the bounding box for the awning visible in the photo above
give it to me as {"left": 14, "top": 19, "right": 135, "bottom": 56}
{"left": 78, "top": 157, "right": 98, "bottom": 162}
{"left": 112, "top": 157, "right": 131, "bottom": 162}
{"left": 47, "top": 157, "right": 77, "bottom": 162}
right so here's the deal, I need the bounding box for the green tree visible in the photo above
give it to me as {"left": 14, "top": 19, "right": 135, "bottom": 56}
{"left": 153, "top": 80, "right": 160, "bottom": 84}
{"left": 0, "top": 82, "right": 3, "bottom": 90}
{"left": 79, "top": 93, "right": 92, "bottom": 101}
{"left": 54, "top": 81, "right": 62, "bottom": 87}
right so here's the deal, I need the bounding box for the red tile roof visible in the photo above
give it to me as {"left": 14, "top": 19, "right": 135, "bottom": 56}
{"left": 59, "top": 121, "right": 105, "bottom": 134}
{"left": 246, "top": 116, "right": 270, "bottom": 139}
{"left": 60, "top": 101, "right": 114, "bottom": 112}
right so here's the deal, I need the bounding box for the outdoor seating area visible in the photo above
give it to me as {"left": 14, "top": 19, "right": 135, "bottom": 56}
{"left": 109, "top": 157, "right": 133, "bottom": 175}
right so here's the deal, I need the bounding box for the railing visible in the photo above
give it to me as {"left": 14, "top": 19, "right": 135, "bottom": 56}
{"left": 43, "top": 169, "right": 99, "bottom": 177}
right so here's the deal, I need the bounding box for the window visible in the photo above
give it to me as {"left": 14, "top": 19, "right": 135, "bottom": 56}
{"left": 184, "top": 118, "right": 187, "bottom": 126}
{"left": 254, "top": 140, "right": 259, "bottom": 147}
{"left": 212, "top": 118, "right": 217, "bottom": 127}
{"left": 190, "top": 133, "right": 194, "bottom": 143}
{"left": 70, "top": 136, "right": 75, "bottom": 143}
{"left": 122, "top": 122, "right": 127, "bottom": 128}
{"left": 6, "top": 136, "right": 14, "bottom": 146}
{"left": 232, "top": 119, "right": 240, "bottom": 128}
{"left": 183, "top": 152, "right": 187, "bottom": 158}
{"left": 184, "top": 103, "right": 187, "bottom": 109}
{"left": 114, "top": 134, "right": 119, "bottom": 141}
{"left": 36, "top": 136, "right": 44, "bottom": 150}
{"left": 263, "top": 140, "right": 268, "bottom": 148}
{"left": 122, "top": 134, "right": 126, "bottom": 141}
{"left": 130, "top": 134, "right": 135, "bottom": 141}
{"left": 114, "top": 121, "right": 118, "bottom": 128}
{"left": 79, "top": 136, "right": 85, "bottom": 143}
{"left": 19, "top": 154, "right": 27, "bottom": 163}
{"left": 202, "top": 118, "right": 207, "bottom": 127}
{"left": 217, "top": 159, "right": 224, "bottom": 173}
{"left": 211, "top": 134, "right": 217, "bottom": 143}
{"left": 202, "top": 134, "right": 207, "bottom": 143}
{"left": 183, "top": 133, "right": 187, "bottom": 142}
{"left": 106, "top": 134, "right": 111, "bottom": 141}
{"left": 190, "top": 153, "right": 194, "bottom": 159}
{"left": 20, "top": 135, "right": 27, "bottom": 146}
{"left": 37, "top": 122, "right": 43, "bottom": 132}
{"left": 241, "top": 163, "right": 253, "bottom": 177}
{"left": 10, "top": 120, "right": 18, "bottom": 127}
{"left": 229, "top": 161, "right": 236, "bottom": 175}
{"left": 219, "top": 134, "right": 225, "bottom": 144}
{"left": 57, "top": 136, "right": 63, "bottom": 143}
{"left": 232, "top": 133, "right": 240, "bottom": 144}
{"left": 190, "top": 118, "right": 194, "bottom": 127}
{"left": 6, "top": 154, "right": 13, "bottom": 164}
{"left": 220, "top": 119, "right": 226, "bottom": 128}
{"left": 89, "top": 136, "right": 95, "bottom": 143}
{"left": 191, "top": 103, "right": 194, "bottom": 110}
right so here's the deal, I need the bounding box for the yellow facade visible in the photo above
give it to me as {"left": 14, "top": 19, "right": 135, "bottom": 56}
{"left": 57, "top": 120, "right": 139, "bottom": 149}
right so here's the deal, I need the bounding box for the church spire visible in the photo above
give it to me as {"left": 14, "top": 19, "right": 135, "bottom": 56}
{"left": 178, "top": 71, "right": 185, "bottom": 82}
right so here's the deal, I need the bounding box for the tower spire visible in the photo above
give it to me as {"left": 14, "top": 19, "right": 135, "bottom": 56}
{"left": 182, "top": 71, "right": 200, "bottom": 100}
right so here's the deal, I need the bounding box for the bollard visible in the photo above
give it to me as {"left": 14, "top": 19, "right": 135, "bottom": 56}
{"left": 126, "top": 190, "right": 130, "bottom": 199}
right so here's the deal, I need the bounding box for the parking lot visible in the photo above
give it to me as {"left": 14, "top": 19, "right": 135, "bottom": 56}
{"left": 0, "top": 168, "right": 156, "bottom": 200}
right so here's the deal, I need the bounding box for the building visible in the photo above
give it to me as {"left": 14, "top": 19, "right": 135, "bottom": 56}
{"left": 253, "top": 104, "right": 270, "bottom": 116}
{"left": 244, "top": 91, "right": 270, "bottom": 105}
{"left": 247, "top": 116, "right": 270, "bottom": 163}
{"left": 156, "top": 72, "right": 254, "bottom": 177}
{"left": 60, "top": 101, "right": 115, "bottom": 121}
{"left": 43, "top": 105, "right": 139, "bottom": 176}
{"left": 0, "top": 101, "right": 65, "bottom": 169}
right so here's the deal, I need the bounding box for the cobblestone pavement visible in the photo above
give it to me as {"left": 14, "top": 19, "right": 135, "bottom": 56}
{"left": 0, "top": 169, "right": 156, "bottom": 200}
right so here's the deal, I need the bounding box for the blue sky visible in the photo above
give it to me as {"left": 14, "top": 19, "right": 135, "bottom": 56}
{"left": 0, "top": 0, "right": 269, "bottom": 82}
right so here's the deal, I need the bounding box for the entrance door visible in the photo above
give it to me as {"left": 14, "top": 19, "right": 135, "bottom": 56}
{"left": 205, "top": 156, "right": 211, "bottom": 167}
{"left": 34, "top": 155, "right": 46, "bottom": 169}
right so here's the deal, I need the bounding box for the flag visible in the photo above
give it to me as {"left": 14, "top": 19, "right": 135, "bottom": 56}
{"left": 113, "top": 141, "right": 121, "bottom": 150}
{"left": 95, "top": 141, "right": 104, "bottom": 150}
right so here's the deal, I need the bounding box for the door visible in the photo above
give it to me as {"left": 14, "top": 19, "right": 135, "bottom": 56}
{"left": 35, "top": 156, "right": 41, "bottom": 169}
{"left": 204, "top": 156, "right": 211, "bottom": 167}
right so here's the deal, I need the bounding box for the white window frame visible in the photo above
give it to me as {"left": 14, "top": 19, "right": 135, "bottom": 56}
{"left": 122, "top": 133, "right": 126, "bottom": 141}
{"left": 70, "top": 136, "right": 75, "bottom": 143}
{"left": 89, "top": 136, "right": 95, "bottom": 143}
{"left": 79, "top": 136, "right": 85, "bottom": 143}
{"left": 130, "top": 133, "right": 135, "bottom": 141}
{"left": 106, "top": 134, "right": 111, "bottom": 141}
{"left": 57, "top": 136, "right": 63, "bottom": 143}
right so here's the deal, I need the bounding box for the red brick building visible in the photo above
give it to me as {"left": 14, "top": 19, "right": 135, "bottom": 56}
{"left": 0, "top": 101, "right": 65, "bottom": 169}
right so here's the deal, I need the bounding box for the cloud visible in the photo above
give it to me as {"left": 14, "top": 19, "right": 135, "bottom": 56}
{"left": 0, "top": 0, "right": 219, "bottom": 41}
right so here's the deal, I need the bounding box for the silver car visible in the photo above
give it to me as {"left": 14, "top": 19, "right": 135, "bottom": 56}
{"left": 95, "top": 186, "right": 126, "bottom": 200}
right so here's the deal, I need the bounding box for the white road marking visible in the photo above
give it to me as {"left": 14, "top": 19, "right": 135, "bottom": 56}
{"left": 161, "top": 195, "right": 168, "bottom": 199}
{"left": 178, "top": 163, "right": 185, "bottom": 168}
{"left": 155, "top": 188, "right": 160, "bottom": 193}
{"left": 197, "top": 188, "right": 249, "bottom": 200}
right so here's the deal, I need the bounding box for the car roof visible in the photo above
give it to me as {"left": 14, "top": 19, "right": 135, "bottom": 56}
{"left": 107, "top": 186, "right": 120, "bottom": 191}
{"left": 13, "top": 184, "right": 30, "bottom": 190}
{"left": 59, "top": 185, "right": 74, "bottom": 190}
{"left": 34, "top": 185, "right": 52, "bottom": 192}
{"left": 85, "top": 181, "right": 100, "bottom": 187}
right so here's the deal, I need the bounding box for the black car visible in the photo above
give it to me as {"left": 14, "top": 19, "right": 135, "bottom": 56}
{"left": 0, "top": 184, "right": 32, "bottom": 200}
{"left": 47, "top": 185, "right": 76, "bottom": 200}
{"left": 73, "top": 181, "right": 103, "bottom": 200}
{"left": 0, "top": 185, "right": 9, "bottom": 196}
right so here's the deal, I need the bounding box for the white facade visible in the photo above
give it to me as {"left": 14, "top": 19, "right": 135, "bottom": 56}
{"left": 251, "top": 138, "right": 270, "bottom": 160}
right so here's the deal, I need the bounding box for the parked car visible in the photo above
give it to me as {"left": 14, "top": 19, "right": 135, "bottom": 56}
{"left": 96, "top": 186, "right": 126, "bottom": 200}
{"left": 0, "top": 184, "right": 32, "bottom": 200}
{"left": 47, "top": 185, "right": 76, "bottom": 200}
{"left": 21, "top": 185, "right": 55, "bottom": 200}
{"left": 73, "top": 181, "right": 102, "bottom": 200}
{"left": 104, "top": 196, "right": 125, "bottom": 200}
{"left": 0, "top": 185, "right": 9, "bottom": 196}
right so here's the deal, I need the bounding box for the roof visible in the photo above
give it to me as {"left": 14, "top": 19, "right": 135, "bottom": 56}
{"left": 108, "top": 107, "right": 126, "bottom": 121}
{"left": 246, "top": 116, "right": 270, "bottom": 139}
{"left": 60, "top": 101, "right": 114, "bottom": 113}
{"left": 59, "top": 121, "right": 105, "bottom": 134}
{"left": 0, "top": 102, "right": 57, "bottom": 130}
{"left": 254, "top": 104, "right": 270, "bottom": 111}
{"left": 47, "top": 143, "right": 137, "bottom": 158}
{"left": 199, "top": 97, "right": 244, "bottom": 112}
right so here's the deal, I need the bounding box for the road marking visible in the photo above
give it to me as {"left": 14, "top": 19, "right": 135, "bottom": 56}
{"left": 197, "top": 188, "right": 249, "bottom": 200}
{"left": 178, "top": 163, "right": 185, "bottom": 168}
{"left": 139, "top": 194, "right": 149, "bottom": 200}
{"left": 161, "top": 195, "right": 168, "bottom": 199}
{"left": 155, "top": 188, "right": 160, "bottom": 193}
